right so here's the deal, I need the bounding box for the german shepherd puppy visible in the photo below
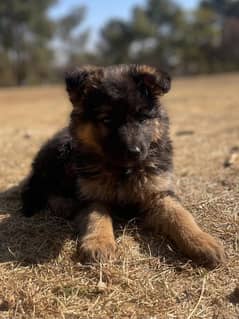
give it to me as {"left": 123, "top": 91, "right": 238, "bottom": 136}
{"left": 21, "top": 64, "right": 225, "bottom": 267}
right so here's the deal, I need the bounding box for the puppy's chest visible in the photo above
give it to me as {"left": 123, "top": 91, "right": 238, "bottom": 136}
{"left": 76, "top": 169, "right": 171, "bottom": 204}
{"left": 77, "top": 170, "right": 147, "bottom": 204}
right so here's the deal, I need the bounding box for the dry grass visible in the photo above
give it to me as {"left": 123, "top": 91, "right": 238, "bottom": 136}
{"left": 0, "top": 73, "right": 238, "bottom": 318}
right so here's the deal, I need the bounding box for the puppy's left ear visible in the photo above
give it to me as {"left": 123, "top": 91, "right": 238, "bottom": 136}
{"left": 132, "top": 65, "right": 171, "bottom": 95}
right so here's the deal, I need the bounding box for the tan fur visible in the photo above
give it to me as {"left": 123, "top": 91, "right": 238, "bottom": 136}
{"left": 143, "top": 195, "right": 225, "bottom": 267}
{"left": 78, "top": 170, "right": 173, "bottom": 204}
{"left": 76, "top": 123, "right": 102, "bottom": 154}
{"left": 75, "top": 203, "right": 116, "bottom": 262}
{"left": 152, "top": 119, "right": 164, "bottom": 142}
{"left": 136, "top": 64, "right": 157, "bottom": 75}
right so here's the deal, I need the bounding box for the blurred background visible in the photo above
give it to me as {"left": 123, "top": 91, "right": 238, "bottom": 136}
{"left": 0, "top": 0, "right": 239, "bottom": 86}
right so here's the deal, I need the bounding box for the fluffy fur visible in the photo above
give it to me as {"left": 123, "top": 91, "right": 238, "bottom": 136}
{"left": 21, "top": 64, "right": 225, "bottom": 267}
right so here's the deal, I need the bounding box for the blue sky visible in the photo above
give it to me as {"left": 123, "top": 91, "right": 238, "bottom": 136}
{"left": 49, "top": 0, "right": 199, "bottom": 47}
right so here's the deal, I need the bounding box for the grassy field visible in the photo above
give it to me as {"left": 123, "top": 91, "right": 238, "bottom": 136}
{"left": 0, "top": 74, "right": 238, "bottom": 318}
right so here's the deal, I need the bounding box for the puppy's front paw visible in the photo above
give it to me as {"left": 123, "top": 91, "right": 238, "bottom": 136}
{"left": 78, "top": 235, "right": 116, "bottom": 263}
{"left": 185, "top": 231, "right": 225, "bottom": 268}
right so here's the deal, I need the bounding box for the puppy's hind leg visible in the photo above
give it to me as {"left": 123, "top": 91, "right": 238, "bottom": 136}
{"left": 21, "top": 172, "right": 48, "bottom": 217}
{"left": 75, "top": 203, "right": 116, "bottom": 263}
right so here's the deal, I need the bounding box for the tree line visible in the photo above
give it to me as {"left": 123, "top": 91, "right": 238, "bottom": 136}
{"left": 0, "top": 0, "right": 239, "bottom": 86}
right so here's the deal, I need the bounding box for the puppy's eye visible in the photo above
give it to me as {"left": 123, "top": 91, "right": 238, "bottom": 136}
{"left": 137, "top": 115, "right": 148, "bottom": 123}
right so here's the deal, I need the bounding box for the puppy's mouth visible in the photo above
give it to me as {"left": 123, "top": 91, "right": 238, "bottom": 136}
{"left": 103, "top": 144, "right": 149, "bottom": 172}
{"left": 106, "top": 158, "right": 143, "bottom": 175}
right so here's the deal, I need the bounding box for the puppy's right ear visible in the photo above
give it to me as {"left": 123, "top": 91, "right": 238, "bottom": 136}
{"left": 65, "top": 68, "right": 88, "bottom": 107}
{"left": 65, "top": 66, "right": 103, "bottom": 107}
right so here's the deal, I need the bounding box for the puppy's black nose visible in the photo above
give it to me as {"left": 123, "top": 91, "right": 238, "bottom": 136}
{"left": 128, "top": 146, "right": 141, "bottom": 158}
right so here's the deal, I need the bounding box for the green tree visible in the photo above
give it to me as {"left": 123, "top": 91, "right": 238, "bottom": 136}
{"left": 98, "top": 19, "right": 133, "bottom": 65}
{"left": 200, "top": 0, "right": 239, "bottom": 71}
{"left": 200, "top": 0, "right": 239, "bottom": 17}
{"left": 0, "top": 0, "right": 57, "bottom": 85}
{"left": 98, "top": 0, "right": 239, "bottom": 74}
{"left": 55, "top": 5, "right": 91, "bottom": 67}
{"left": 176, "top": 6, "right": 220, "bottom": 73}
{"left": 132, "top": 0, "right": 185, "bottom": 69}
{"left": 98, "top": 0, "right": 187, "bottom": 70}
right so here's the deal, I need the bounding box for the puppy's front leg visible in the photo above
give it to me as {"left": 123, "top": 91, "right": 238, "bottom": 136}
{"left": 144, "top": 193, "right": 225, "bottom": 267}
{"left": 75, "top": 203, "right": 116, "bottom": 262}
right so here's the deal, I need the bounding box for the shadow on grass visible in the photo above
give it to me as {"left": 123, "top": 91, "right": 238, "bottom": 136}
{"left": 0, "top": 183, "right": 73, "bottom": 265}
{"left": 228, "top": 287, "right": 239, "bottom": 305}
{"left": 0, "top": 184, "right": 186, "bottom": 268}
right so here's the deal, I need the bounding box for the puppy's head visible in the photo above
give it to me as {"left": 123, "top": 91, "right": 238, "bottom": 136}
{"left": 65, "top": 64, "right": 171, "bottom": 167}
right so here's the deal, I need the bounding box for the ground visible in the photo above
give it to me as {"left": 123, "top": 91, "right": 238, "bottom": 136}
{"left": 0, "top": 74, "right": 238, "bottom": 319}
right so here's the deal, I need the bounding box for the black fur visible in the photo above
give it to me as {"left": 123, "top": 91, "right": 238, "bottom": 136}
{"left": 21, "top": 64, "right": 173, "bottom": 217}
